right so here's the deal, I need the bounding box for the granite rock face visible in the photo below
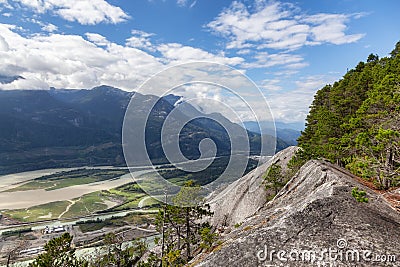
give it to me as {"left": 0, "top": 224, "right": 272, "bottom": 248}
{"left": 194, "top": 154, "right": 400, "bottom": 267}
{"left": 208, "top": 146, "right": 299, "bottom": 227}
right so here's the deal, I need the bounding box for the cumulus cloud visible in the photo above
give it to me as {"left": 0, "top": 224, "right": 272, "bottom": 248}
{"left": 264, "top": 75, "right": 338, "bottom": 122}
{"left": 126, "top": 29, "right": 155, "bottom": 51}
{"left": 304, "top": 13, "right": 365, "bottom": 45}
{"left": 26, "top": 18, "right": 58, "bottom": 32}
{"left": 0, "top": 24, "right": 160, "bottom": 89}
{"left": 14, "top": 0, "right": 129, "bottom": 25}
{"left": 85, "top": 32, "right": 109, "bottom": 46}
{"left": 206, "top": 0, "right": 365, "bottom": 50}
{"left": 41, "top": 23, "right": 57, "bottom": 32}
{"left": 0, "top": 34, "right": 9, "bottom": 51}
{"left": 0, "top": 24, "right": 245, "bottom": 91}
{"left": 157, "top": 43, "right": 244, "bottom": 65}
{"left": 242, "top": 52, "right": 306, "bottom": 69}
{"left": 259, "top": 79, "right": 283, "bottom": 91}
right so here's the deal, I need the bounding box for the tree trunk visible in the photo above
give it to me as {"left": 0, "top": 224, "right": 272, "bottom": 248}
{"left": 161, "top": 205, "right": 166, "bottom": 266}
{"left": 185, "top": 207, "right": 190, "bottom": 262}
{"left": 383, "top": 148, "right": 394, "bottom": 189}
{"left": 385, "top": 148, "right": 394, "bottom": 171}
{"left": 177, "top": 226, "right": 181, "bottom": 250}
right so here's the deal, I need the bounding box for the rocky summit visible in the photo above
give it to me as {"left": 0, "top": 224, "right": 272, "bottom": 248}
{"left": 207, "top": 146, "right": 299, "bottom": 227}
{"left": 193, "top": 147, "right": 400, "bottom": 267}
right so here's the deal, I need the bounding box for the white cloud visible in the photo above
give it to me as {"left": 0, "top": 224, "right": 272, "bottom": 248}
{"left": 14, "top": 0, "right": 129, "bottom": 25}
{"left": 0, "top": 24, "right": 246, "bottom": 92}
{"left": 177, "top": 0, "right": 187, "bottom": 7}
{"left": 27, "top": 18, "right": 58, "bottom": 32}
{"left": 273, "top": 69, "right": 299, "bottom": 76}
{"left": 126, "top": 29, "right": 155, "bottom": 51}
{"left": 157, "top": 43, "right": 244, "bottom": 65}
{"left": 85, "top": 33, "right": 109, "bottom": 46}
{"left": 242, "top": 52, "right": 306, "bottom": 69}
{"left": 207, "top": 0, "right": 364, "bottom": 50}
{"left": 41, "top": 23, "right": 57, "bottom": 32}
{"left": 176, "top": 0, "right": 197, "bottom": 8}
{"left": 264, "top": 75, "right": 338, "bottom": 122}
{"left": 189, "top": 1, "right": 197, "bottom": 9}
{"left": 260, "top": 79, "right": 282, "bottom": 91}
{"left": 0, "top": 34, "right": 9, "bottom": 51}
{"left": 303, "top": 13, "right": 365, "bottom": 45}
{"left": 0, "top": 24, "right": 162, "bottom": 89}
{"left": 0, "top": 0, "right": 12, "bottom": 9}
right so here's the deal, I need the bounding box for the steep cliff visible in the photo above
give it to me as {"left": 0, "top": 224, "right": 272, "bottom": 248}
{"left": 194, "top": 151, "right": 400, "bottom": 266}
{"left": 208, "top": 146, "right": 299, "bottom": 227}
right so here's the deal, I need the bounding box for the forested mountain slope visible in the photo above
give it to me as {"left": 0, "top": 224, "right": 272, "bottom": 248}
{"left": 296, "top": 41, "right": 400, "bottom": 189}
{"left": 0, "top": 86, "right": 289, "bottom": 174}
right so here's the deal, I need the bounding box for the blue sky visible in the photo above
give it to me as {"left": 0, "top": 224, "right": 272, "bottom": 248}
{"left": 0, "top": 0, "right": 399, "bottom": 123}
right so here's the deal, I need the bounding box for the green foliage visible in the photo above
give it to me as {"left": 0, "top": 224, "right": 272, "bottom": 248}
{"left": 199, "top": 226, "right": 219, "bottom": 250}
{"left": 29, "top": 233, "right": 88, "bottom": 267}
{"left": 234, "top": 222, "right": 243, "bottom": 228}
{"left": 77, "top": 217, "right": 125, "bottom": 233}
{"left": 136, "top": 252, "right": 160, "bottom": 267}
{"left": 390, "top": 41, "right": 400, "bottom": 57}
{"left": 29, "top": 232, "right": 149, "bottom": 267}
{"left": 263, "top": 163, "right": 286, "bottom": 197}
{"left": 346, "top": 156, "right": 376, "bottom": 179}
{"left": 1, "top": 227, "right": 32, "bottom": 237}
{"left": 162, "top": 250, "right": 185, "bottom": 267}
{"left": 154, "top": 181, "right": 217, "bottom": 265}
{"left": 351, "top": 187, "right": 369, "bottom": 203}
{"left": 90, "top": 233, "right": 147, "bottom": 267}
{"left": 287, "top": 148, "right": 311, "bottom": 177}
{"left": 296, "top": 41, "right": 400, "bottom": 189}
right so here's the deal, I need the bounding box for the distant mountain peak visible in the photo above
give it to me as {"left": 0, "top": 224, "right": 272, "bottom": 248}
{"left": 162, "top": 94, "right": 182, "bottom": 106}
{"left": 91, "top": 85, "right": 125, "bottom": 94}
{"left": 0, "top": 74, "right": 24, "bottom": 84}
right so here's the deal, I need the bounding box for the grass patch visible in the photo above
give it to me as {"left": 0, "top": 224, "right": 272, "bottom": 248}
{"left": 105, "top": 182, "right": 150, "bottom": 211}
{"left": 140, "top": 197, "right": 161, "bottom": 207}
{"left": 7, "top": 169, "right": 129, "bottom": 192}
{"left": 63, "top": 192, "right": 109, "bottom": 218}
{"left": 77, "top": 213, "right": 155, "bottom": 233}
{"left": 3, "top": 201, "right": 70, "bottom": 222}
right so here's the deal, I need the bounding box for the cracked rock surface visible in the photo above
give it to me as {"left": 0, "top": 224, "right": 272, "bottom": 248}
{"left": 194, "top": 148, "right": 400, "bottom": 267}
{"left": 208, "top": 146, "right": 299, "bottom": 227}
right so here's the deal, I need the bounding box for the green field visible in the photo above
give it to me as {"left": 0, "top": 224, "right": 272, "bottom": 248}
{"left": 2, "top": 185, "right": 157, "bottom": 222}
{"left": 62, "top": 192, "right": 110, "bottom": 218}
{"left": 1, "top": 160, "right": 257, "bottom": 222}
{"left": 3, "top": 201, "right": 71, "bottom": 222}
{"left": 6, "top": 168, "right": 129, "bottom": 192}
{"left": 105, "top": 183, "right": 150, "bottom": 211}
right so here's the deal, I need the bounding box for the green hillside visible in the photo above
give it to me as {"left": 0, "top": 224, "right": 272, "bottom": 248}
{"left": 295, "top": 41, "right": 400, "bottom": 189}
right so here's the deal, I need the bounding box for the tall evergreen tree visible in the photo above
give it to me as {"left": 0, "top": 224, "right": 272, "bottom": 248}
{"left": 295, "top": 41, "right": 400, "bottom": 189}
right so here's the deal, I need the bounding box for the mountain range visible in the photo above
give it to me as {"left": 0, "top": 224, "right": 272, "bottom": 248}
{"left": 243, "top": 121, "right": 302, "bottom": 146}
{"left": 0, "top": 85, "right": 296, "bottom": 175}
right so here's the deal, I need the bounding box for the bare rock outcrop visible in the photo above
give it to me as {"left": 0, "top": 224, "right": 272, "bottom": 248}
{"left": 194, "top": 156, "right": 400, "bottom": 267}
{"left": 208, "top": 146, "right": 299, "bottom": 227}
